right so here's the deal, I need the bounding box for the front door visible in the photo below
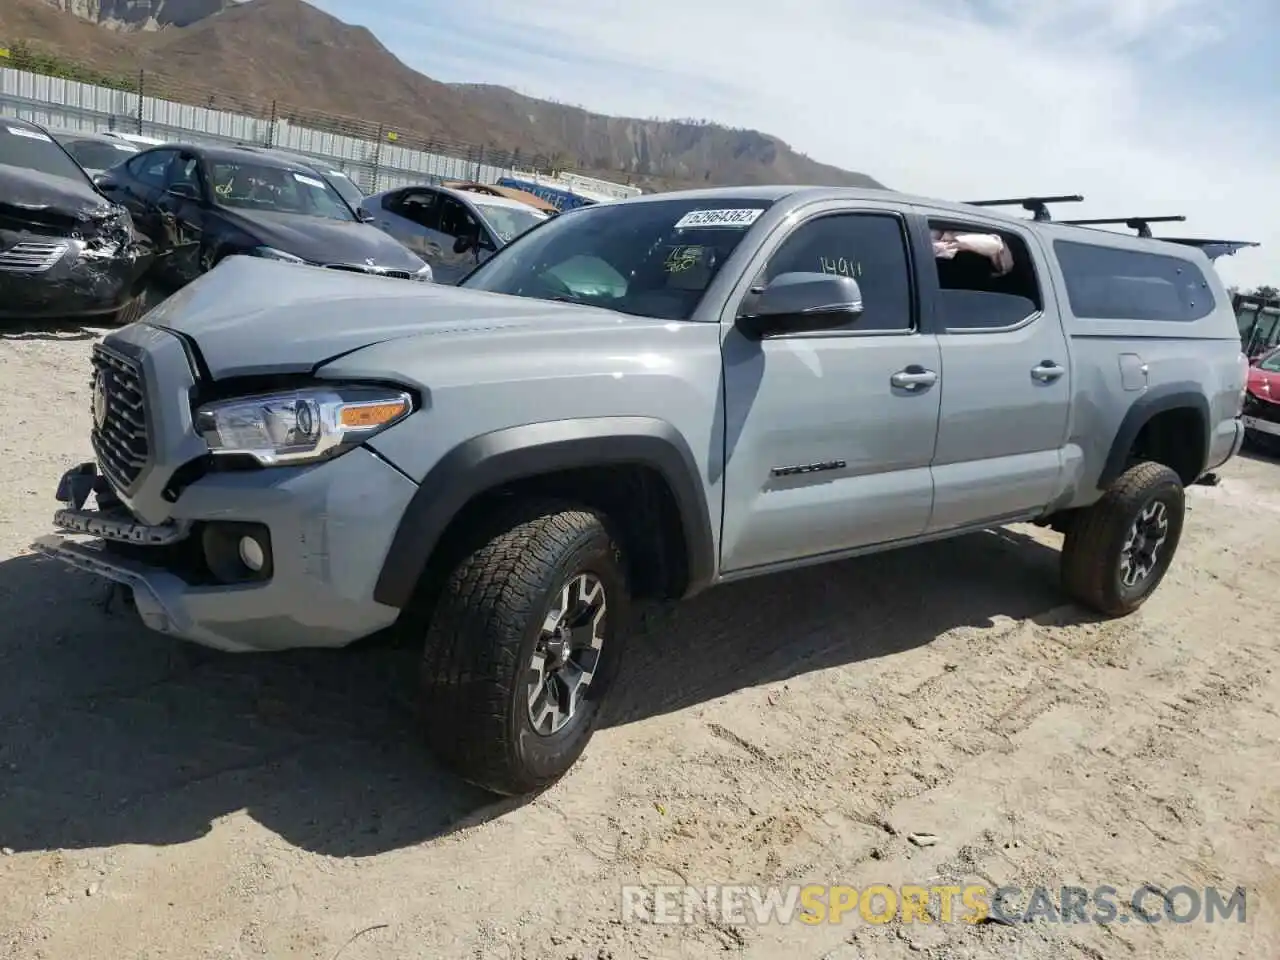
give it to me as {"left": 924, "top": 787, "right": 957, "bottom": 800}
{"left": 374, "top": 187, "right": 445, "bottom": 262}
{"left": 917, "top": 212, "right": 1072, "bottom": 530}
{"left": 152, "top": 151, "right": 207, "bottom": 289}
{"left": 434, "top": 196, "right": 490, "bottom": 283}
{"left": 719, "top": 206, "right": 942, "bottom": 573}
{"left": 110, "top": 148, "right": 177, "bottom": 244}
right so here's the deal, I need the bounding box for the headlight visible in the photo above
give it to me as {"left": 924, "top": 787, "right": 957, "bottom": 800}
{"left": 194, "top": 386, "right": 413, "bottom": 466}
{"left": 413, "top": 262, "right": 434, "bottom": 283}
{"left": 250, "top": 246, "right": 306, "bottom": 263}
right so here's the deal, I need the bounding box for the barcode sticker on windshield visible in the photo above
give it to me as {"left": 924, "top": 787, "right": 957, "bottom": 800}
{"left": 293, "top": 172, "right": 325, "bottom": 188}
{"left": 673, "top": 208, "right": 763, "bottom": 230}
{"left": 7, "top": 126, "right": 52, "bottom": 142}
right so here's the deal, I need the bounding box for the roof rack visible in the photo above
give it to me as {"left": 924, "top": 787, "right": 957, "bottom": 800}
{"left": 1060, "top": 215, "right": 1186, "bottom": 239}
{"left": 1053, "top": 214, "right": 1259, "bottom": 261}
{"left": 962, "top": 195, "right": 1084, "bottom": 222}
{"left": 1158, "top": 238, "right": 1260, "bottom": 261}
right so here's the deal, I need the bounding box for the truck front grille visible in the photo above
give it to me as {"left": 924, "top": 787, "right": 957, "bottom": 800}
{"left": 90, "top": 344, "right": 150, "bottom": 491}
{"left": 0, "top": 240, "right": 69, "bottom": 273}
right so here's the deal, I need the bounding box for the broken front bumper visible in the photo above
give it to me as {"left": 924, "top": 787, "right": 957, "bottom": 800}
{"left": 0, "top": 235, "right": 152, "bottom": 321}
{"left": 34, "top": 452, "right": 416, "bottom": 654}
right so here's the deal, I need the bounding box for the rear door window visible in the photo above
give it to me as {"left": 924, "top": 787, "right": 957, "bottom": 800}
{"left": 127, "top": 149, "right": 178, "bottom": 189}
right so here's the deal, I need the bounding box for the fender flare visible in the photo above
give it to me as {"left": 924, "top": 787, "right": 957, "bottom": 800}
{"left": 1098, "top": 382, "right": 1210, "bottom": 488}
{"left": 372, "top": 416, "right": 717, "bottom": 609}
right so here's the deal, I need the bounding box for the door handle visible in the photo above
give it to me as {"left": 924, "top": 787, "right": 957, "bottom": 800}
{"left": 1031, "top": 360, "right": 1065, "bottom": 382}
{"left": 890, "top": 366, "right": 938, "bottom": 391}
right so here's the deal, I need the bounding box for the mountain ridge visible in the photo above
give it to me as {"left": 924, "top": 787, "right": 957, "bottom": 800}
{"left": 3, "top": 0, "right": 884, "bottom": 191}
{"left": 42, "top": 0, "right": 236, "bottom": 32}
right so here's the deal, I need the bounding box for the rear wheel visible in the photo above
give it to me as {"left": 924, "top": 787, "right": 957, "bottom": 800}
{"left": 418, "top": 501, "right": 629, "bottom": 795}
{"left": 1060, "top": 462, "right": 1185, "bottom": 616}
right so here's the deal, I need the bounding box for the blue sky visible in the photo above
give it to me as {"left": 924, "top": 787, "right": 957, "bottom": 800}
{"left": 305, "top": 0, "right": 1279, "bottom": 287}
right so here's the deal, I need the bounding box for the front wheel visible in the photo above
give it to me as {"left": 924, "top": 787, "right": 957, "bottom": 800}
{"left": 107, "top": 281, "right": 163, "bottom": 327}
{"left": 419, "top": 502, "right": 629, "bottom": 795}
{"left": 1060, "top": 462, "right": 1185, "bottom": 617}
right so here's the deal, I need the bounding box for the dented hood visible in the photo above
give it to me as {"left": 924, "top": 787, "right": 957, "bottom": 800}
{"left": 141, "top": 254, "right": 664, "bottom": 379}
{"left": 0, "top": 163, "right": 115, "bottom": 222}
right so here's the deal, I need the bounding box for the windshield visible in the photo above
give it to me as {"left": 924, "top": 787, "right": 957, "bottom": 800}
{"left": 207, "top": 158, "right": 356, "bottom": 220}
{"left": 474, "top": 201, "right": 546, "bottom": 245}
{"left": 460, "top": 197, "right": 775, "bottom": 320}
{"left": 323, "top": 170, "right": 365, "bottom": 210}
{"left": 59, "top": 138, "right": 137, "bottom": 173}
{"left": 1258, "top": 349, "right": 1280, "bottom": 373}
{"left": 0, "top": 124, "right": 91, "bottom": 183}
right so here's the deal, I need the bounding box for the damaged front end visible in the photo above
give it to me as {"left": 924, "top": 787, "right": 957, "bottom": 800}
{"left": 0, "top": 167, "right": 154, "bottom": 322}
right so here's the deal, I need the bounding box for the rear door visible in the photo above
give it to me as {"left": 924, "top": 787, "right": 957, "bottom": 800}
{"left": 914, "top": 210, "right": 1072, "bottom": 530}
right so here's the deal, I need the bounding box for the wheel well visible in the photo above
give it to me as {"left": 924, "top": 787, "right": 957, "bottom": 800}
{"left": 1128, "top": 407, "right": 1206, "bottom": 485}
{"left": 424, "top": 465, "right": 692, "bottom": 605}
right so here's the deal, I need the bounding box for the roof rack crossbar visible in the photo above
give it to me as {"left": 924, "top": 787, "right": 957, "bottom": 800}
{"left": 1060, "top": 215, "right": 1186, "bottom": 238}
{"left": 1159, "top": 238, "right": 1260, "bottom": 261}
{"left": 962, "top": 194, "right": 1084, "bottom": 222}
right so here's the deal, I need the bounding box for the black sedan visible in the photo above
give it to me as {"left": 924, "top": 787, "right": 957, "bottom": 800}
{"left": 93, "top": 142, "right": 432, "bottom": 293}
{"left": 0, "top": 118, "right": 153, "bottom": 324}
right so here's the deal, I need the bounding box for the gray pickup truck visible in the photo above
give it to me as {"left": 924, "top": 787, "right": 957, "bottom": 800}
{"left": 36, "top": 186, "right": 1248, "bottom": 795}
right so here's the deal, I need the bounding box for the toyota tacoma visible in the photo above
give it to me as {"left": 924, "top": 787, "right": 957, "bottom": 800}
{"left": 35, "top": 186, "right": 1248, "bottom": 795}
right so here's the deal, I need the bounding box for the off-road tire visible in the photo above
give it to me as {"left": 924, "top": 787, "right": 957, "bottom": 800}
{"left": 1060, "top": 461, "right": 1185, "bottom": 617}
{"left": 419, "top": 501, "right": 629, "bottom": 796}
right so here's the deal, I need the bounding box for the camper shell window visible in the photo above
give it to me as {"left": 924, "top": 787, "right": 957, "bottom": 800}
{"left": 1054, "top": 240, "right": 1214, "bottom": 322}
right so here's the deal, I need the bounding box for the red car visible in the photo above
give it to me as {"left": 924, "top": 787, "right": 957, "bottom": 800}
{"left": 1243, "top": 346, "right": 1280, "bottom": 450}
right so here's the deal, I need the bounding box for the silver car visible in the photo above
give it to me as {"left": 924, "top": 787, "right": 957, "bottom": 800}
{"left": 361, "top": 183, "right": 549, "bottom": 284}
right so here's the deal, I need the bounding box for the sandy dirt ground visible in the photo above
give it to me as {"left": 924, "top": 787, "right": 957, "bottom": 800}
{"left": 1, "top": 326, "right": 1278, "bottom": 960}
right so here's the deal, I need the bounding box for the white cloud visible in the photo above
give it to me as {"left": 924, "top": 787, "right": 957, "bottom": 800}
{"left": 331, "top": 0, "right": 1280, "bottom": 288}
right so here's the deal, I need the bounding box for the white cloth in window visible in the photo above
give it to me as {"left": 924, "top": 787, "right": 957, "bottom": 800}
{"left": 932, "top": 230, "right": 1014, "bottom": 276}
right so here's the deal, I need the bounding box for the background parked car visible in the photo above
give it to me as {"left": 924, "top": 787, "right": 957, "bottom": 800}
{"left": 361, "top": 182, "right": 549, "bottom": 283}
{"left": 233, "top": 144, "right": 367, "bottom": 212}
{"left": 93, "top": 142, "right": 432, "bottom": 293}
{"left": 45, "top": 127, "right": 140, "bottom": 178}
{"left": 1243, "top": 346, "right": 1280, "bottom": 453}
{"left": 444, "top": 180, "right": 561, "bottom": 217}
{"left": 101, "top": 132, "right": 169, "bottom": 149}
{"left": 0, "top": 118, "right": 152, "bottom": 325}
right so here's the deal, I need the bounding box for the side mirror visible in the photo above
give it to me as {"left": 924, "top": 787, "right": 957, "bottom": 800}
{"left": 355, "top": 207, "right": 375, "bottom": 223}
{"left": 453, "top": 233, "right": 473, "bottom": 255}
{"left": 736, "top": 272, "right": 865, "bottom": 339}
{"left": 93, "top": 172, "right": 117, "bottom": 190}
{"left": 166, "top": 182, "right": 200, "bottom": 202}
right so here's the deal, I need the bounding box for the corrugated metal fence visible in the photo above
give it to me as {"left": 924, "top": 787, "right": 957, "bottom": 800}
{"left": 0, "top": 66, "right": 508, "bottom": 193}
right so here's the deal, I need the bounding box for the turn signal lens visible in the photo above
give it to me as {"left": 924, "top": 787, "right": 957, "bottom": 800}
{"left": 340, "top": 399, "right": 411, "bottom": 429}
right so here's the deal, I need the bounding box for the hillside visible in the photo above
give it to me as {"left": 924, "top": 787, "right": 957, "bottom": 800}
{"left": 3, "top": 0, "right": 884, "bottom": 190}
